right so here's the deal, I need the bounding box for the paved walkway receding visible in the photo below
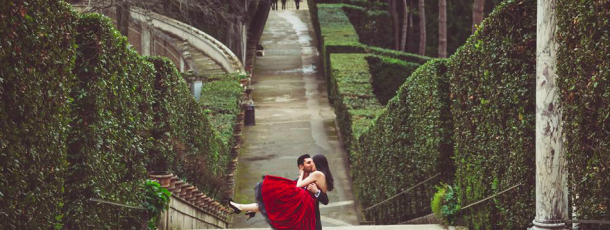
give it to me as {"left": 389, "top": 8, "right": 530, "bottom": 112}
{"left": 230, "top": 2, "right": 360, "bottom": 229}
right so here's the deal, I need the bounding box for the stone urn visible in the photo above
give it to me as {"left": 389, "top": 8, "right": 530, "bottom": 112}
{"left": 149, "top": 172, "right": 174, "bottom": 188}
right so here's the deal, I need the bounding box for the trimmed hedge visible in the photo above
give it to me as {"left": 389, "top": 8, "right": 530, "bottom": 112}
{"left": 64, "top": 13, "right": 155, "bottom": 229}
{"left": 147, "top": 56, "right": 228, "bottom": 199}
{"left": 355, "top": 59, "right": 453, "bottom": 220}
{"left": 0, "top": 1, "right": 77, "bottom": 228}
{"left": 197, "top": 73, "right": 243, "bottom": 147}
{"left": 329, "top": 53, "right": 384, "bottom": 159}
{"left": 557, "top": 0, "right": 610, "bottom": 226}
{"left": 312, "top": 3, "right": 432, "bottom": 99}
{"left": 2, "top": 3, "right": 238, "bottom": 228}
{"left": 366, "top": 55, "right": 421, "bottom": 105}
{"left": 448, "top": 1, "right": 536, "bottom": 229}
{"left": 342, "top": 4, "right": 393, "bottom": 49}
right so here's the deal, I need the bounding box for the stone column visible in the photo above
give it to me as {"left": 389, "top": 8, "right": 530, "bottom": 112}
{"left": 532, "top": 0, "right": 568, "bottom": 229}
{"left": 141, "top": 13, "right": 153, "bottom": 56}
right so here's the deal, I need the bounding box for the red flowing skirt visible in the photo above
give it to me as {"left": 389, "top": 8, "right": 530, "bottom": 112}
{"left": 258, "top": 175, "right": 316, "bottom": 230}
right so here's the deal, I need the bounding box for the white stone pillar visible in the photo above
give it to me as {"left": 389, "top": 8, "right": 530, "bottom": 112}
{"left": 532, "top": 0, "right": 568, "bottom": 229}
{"left": 141, "top": 13, "right": 153, "bottom": 56}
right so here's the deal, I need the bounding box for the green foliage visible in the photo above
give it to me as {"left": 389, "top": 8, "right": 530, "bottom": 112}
{"left": 146, "top": 56, "right": 228, "bottom": 199}
{"left": 366, "top": 55, "right": 420, "bottom": 105}
{"left": 431, "top": 186, "right": 446, "bottom": 219}
{"left": 355, "top": 60, "right": 452, "bottom": 220}
{"left": 312, "top": 3, "right": 431, "bottom": 99}
{"left": 448, "top": 1, "right": 536, "bottom": 229}
{"left": 557, "top": 0, "right": 610, "bottom": 226}
{"left": 0, "top": 1, "right": 77, "bottom": 228}
{"left": 441, "top": 184, "right": 461, "bottom": 225}
{"left": 342, "top": 4, "right": 393, "bottom": 49}
{"left": 142, "top": 180, "right": 171, "bottom": 230}
{"left": 2, "top": 3, "right": 236, "bottom": 228}
{"left": 329, "top": 54, "right": 384, "bottom": 159}
{"left": 64, "top": 13, "right": 155, "bottom": 229}
{"left": 196, "top": 73, "right": 243, "bottom": 146}
{"left": 432, "top": 183, "right": 461, "bottom": 225}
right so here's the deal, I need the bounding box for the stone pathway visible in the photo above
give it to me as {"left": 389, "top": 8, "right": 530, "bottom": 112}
{"left": 230, "top": 2, "right": 360, "bottom": 228}
{"left": 192, "top": 225, "right": 451, "bottom": 230}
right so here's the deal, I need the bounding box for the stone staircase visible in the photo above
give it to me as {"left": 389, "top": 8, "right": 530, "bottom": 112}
{"left": 187, "top": 224, "right": 456, "bottom": 230}
{"left": 187, "top": 44, "right": 227, "bottom": 75}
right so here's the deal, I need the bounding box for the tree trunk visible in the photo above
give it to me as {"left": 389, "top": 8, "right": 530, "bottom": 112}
{"left": 438, "top": 0, "right": 447, "bottom": 58}
{"left": 472, "top": 0, "right": 485, "bottom": 33}
{"left": 388, "top": 0, "right": 400, "bottom": 50}
{"left": 418, "top": 0, "right": 425, "bottom": 56}
{"left": 400, "top": 0, "right": 408, "bottom": 51}
{"left": 116, "top": 1, "right": 130, "bottom": 37}
{"left": 533, "top": 0, "right": 568, "bottom": 229}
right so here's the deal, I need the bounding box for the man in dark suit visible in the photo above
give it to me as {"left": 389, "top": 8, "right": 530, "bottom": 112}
{"left": 297, "top": 154, "right": 329, "bottom": 230}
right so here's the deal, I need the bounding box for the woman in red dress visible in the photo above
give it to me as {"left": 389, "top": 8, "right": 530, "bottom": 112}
{"left": 229, "top": 154, "right": 335, "bottom": 230}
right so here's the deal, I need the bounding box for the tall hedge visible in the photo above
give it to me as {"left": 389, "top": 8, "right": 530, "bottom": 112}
{"left": 356, "top": 59, "right": 453, "bottom": 221}
{"left": 64, "top": 13, "right": 155, "bottom": 229}
{"left": 342, "top": 4, "right": 393, "bottom": 49}
{"left": 329, "top": 54, "right": 384, "bottom": 159}
{"left": 366, "top": 56, "right": 421, "bottom": 105}
{"left": 311, "top": 3, "right": 431, "bottom": 99}
{"left": 448, "top": 0, "right": 536, "bottom": 229}
{"left": 147, "top": 57, "right": 228, "bottom": 198}
{"left": 557, "top": 0, "right": 610, "bottom": 226}
{"left": 0, "top": 1, "right": 77, "bottom": 228}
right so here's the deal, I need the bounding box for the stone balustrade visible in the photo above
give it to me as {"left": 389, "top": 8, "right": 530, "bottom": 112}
{"left": 150, "top": 172, "right": 231, "bottom": 229}
{"left": 129, "top": 8, "right": 245, "bottom": 74}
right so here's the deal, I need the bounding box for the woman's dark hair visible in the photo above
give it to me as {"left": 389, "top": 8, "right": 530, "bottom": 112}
{"left": 312, "top": 154, "right": 334, "bottom": 191}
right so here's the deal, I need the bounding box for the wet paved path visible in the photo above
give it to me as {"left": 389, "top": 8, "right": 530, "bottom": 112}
{"left": 230, "top": 2, "right": 360, "bottom": 228}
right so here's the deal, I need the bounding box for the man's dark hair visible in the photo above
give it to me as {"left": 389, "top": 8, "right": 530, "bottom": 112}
{"left": 297, "top": 154, "right": 311, "bottom": 166}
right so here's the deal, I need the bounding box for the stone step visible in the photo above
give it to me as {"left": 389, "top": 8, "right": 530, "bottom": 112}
{"left": 187, "top": 224, "right": 456, "bottom": 230}
{"left": 199, "top": 69, "right": 226, "bottom": 75}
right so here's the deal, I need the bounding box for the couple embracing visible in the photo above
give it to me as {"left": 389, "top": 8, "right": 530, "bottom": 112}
{"left": 229, "top": 154, "right": 334, "bottom": 230}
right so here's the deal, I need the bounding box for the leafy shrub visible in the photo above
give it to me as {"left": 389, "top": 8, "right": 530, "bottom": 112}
{"left": 448, "top": 1, "right": 536, "bottom": 229}
{"left": 431, "top": 186, "right": 446, "bottom": 219}
{"left": 146, "top": 56, "right": 228, "bottom": 198}
{"left": 366, "top": 55, "right": 420, "bottom": 105}
{"left": 557, "top": 0, "right": 610, "bottom": 226}
{"left": 0, "top": 1, "right": 77, "bottom": 228}
{"left": 432, "top": 184, "right": 461, "bottom": 225}
{"left": 355, "top": 59, "right": 452, "bottom": 220}
{"left": 142, "top": 180, "right": 171, "bottom": 230}
{"left": 197, "top": 73, "right": 243, "bottom": 146}
{"left": 64, "top": 13, "right": 155, "bottom": 229}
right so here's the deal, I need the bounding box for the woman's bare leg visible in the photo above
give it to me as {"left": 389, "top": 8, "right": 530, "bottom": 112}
{"left": 230, "top": 201, "right": 260, "bottom": 213}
